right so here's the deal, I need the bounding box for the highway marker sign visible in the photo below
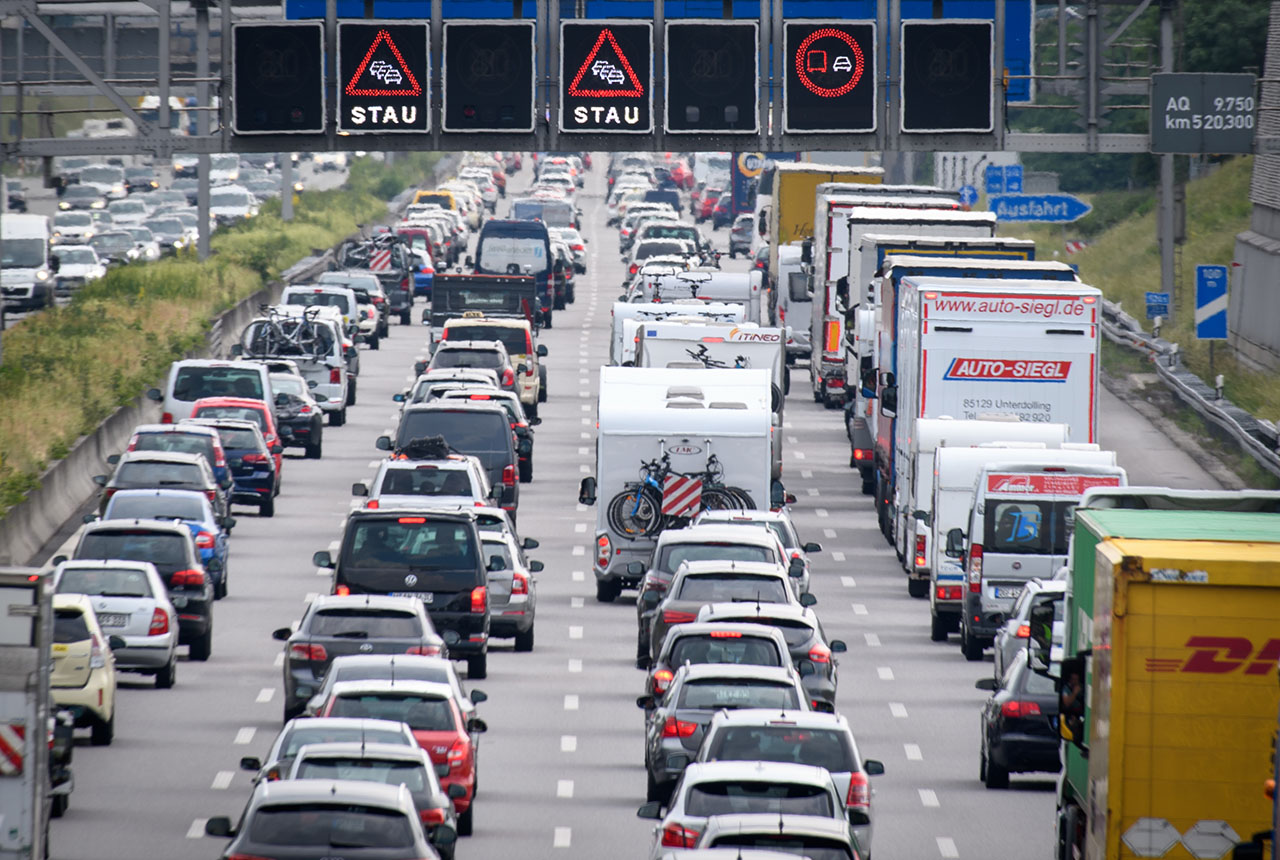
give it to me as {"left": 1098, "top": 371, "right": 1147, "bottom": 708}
{"left": 1194, "top": 264, "right": 1228, "bottom": 340}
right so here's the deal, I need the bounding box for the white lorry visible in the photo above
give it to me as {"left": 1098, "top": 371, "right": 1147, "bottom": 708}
{"left": 578, "top": 367, "right": 773, "bottom": 603}
{"left": 772, "top": 243, "right": 813, "bottom": 364}
{"left": 935, "top": 452, "right": 1126, "bottom": 659}
{"left": 1, "top": 214, "right": 56, "bottom": 312}
{"left": 808, "top": 206, "right": 997, "bottom": 408}
{"left": 609, "top": 300, "right": 744, "bottom": 366}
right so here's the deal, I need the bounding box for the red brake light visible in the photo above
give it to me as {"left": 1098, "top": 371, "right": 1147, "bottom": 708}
{"left": 148, "top": 608, "right": 169, "bottom": 635}
{"left": 914, "top": 535, "right": 927, "bottom": 568}
{"left": 629, "top": 264, "right": 638, "bottom": 275}
{"left": 468, "top": 394, "right": 492, "bottom": 400}
{"left": 661, "top": 716, "right": 698, "bottom": 738}
{"left": 502, "top": 465, "right": 516, "bottom": 487}
{"left": 846, "top": 772, "right": 871, "bottom": 810}
{"left": 171, "top": 569, "right": 205, "bottom": 587}
{"left": 1001, "top": 700, "right": 1042, "bottom": 718}
{"left": 502, "top": 368, "right": 514, "bottom": 388}
{"left": 511, "top": 571, "right": 529, "bottom": 595}
{"left": 195, "top": 531, "right": 216, "bottom": 550}
{"left": 935, "top": 585, "right": 962, "bottom": 601}
{"left": 420, "top": 807, "right": 447, "bottom": 826}
{"left": 289, "top": 643, "right": 327, "bottom": 662}
{"left": 335, "top": 585, "right": 351, "bottom": 596}
{"left": 161, "top": 412, "right": 174, "bottom": 424}
{"left": 406, "top": 645, "right": 441, "bottom": 656}
{"left": 596, "top": 535, "right": 611, "bottom": 569}
{"left": 968, "top": 544, "right": 984, "bottom": 593}
{"left": 808, "top": 643, "right": 832, "bottom": 664}
{"left": 206, "top": 489, "right": 218, "bottom": 504}
{"left": 398, "top": 517, "right": 426, "bottom": 524}
{"left": 652, "top": 668, "right": 674, "bottom": 693}
{"left": 471, "top": 585, "right": 487, "bottom": 613}
{"left": 1015, "top": 624, "right": 1031, "bottom": 638}
{"left": 709, "top": 631, "right": 742, "bottom": 638}
{"left": 330, "top": 367, "right": 342, "bottom": 384}
{"left": 662, "top": 610, "right": 696, "bottom": 625}
{"left": 660, "top": 823, "right": 700, "bottom": 848}
{"left": 366, "top": 500, "right": 380, "bottom": 509}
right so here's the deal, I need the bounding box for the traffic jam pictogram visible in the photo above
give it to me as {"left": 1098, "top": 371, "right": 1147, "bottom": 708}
{"left": 783, "top": 21, "right": 876, "bottom": 133}
{"left": 338, "top": 22, "right": 429, "bottom": 133}
{"left": 560, "top": 22, "right": 653, "bottom": 133}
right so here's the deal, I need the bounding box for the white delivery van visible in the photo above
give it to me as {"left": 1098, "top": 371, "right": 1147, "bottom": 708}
{"left": 1, "top": 214, "right": 56, "bottom": 311}
{"left": 900, "top": 417, "right": 1070, "bottom": 595}
{"left": 643, "top": 270, "right": 764, "bottom": 323}
{"left": 579, "top": 367, "right": 773, "bottom": 603}
{"left": 809, "top": 206, "right": 997, "bottom": 407}
{"left": 773, "top": 243, "right": 813, "bottom": 363}
{"left": 610, "top": 300, "right": 744, "bottom": 366}
{"left": 927, "top": 445, "right": 1119, "bottom": 653}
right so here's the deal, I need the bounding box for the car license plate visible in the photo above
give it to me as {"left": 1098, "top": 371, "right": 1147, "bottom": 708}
{"left": 97, "top": 613, "right": 130, "bottom": 627}
{"left": 994, "top": 586, "right": 1023, "bottom": 600}
{"left": 391, "top": 592, "right": 433, "bottom": 604}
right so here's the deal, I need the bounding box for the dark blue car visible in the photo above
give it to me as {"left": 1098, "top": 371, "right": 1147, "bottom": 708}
{"left": 100, "top": 488, "right": 233, "bottom": 599}
{"left": 182, "top": 418, "right": 279, "bottom": 518}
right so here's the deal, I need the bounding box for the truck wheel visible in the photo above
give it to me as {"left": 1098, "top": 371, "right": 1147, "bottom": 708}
{"left": 907, "top": 579, "right": 928, "bottom": 599}
{"left": 467, "top": 652, "right": 487, "bottom": 680}
{"left": 1059, "top": 805, "right": 1085, "bottom": 860}
{"left": 961, "top": 629, "right": 984, "bottom": 662}
{"left": 90, "top": 711, "right": 114, "bottom": 746}
{"left": 930, "top": 612, "right": 949, "bottom": 642}
{"left": 596, "top": 579, "right": 621, "bottom": 603}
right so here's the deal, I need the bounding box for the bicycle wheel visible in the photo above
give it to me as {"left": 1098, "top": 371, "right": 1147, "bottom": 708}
{"left": 700, "top": 487, "right": 742, "bottom": 511}
{"left": 726, "top": 486, "right": 756, "bottom": 509}
{"left": 607, "top": 486, "right": 662, "bottom": 538}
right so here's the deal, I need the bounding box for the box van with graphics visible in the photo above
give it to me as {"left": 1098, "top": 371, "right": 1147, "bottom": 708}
{"left": 474, "top": 219, "right": 555, "bottom": 328}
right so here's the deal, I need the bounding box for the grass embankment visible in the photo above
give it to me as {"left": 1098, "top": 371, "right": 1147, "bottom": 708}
{"left": 0, "top": 152, "right": 440, "bottom": 513}
{"left": 1001, "top": 156, "right": 1279, "bottom": 422}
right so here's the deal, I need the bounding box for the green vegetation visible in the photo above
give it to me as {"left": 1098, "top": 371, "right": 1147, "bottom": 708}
{"left": 0, "top": 153, "right": 438, "bottom": 514}
{"left": 1001, "top": 156, "right": 1279, "bottom": 424}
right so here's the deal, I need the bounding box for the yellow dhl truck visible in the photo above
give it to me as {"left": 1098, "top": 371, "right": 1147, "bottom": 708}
{"left": 1053, "top": 507, "right": 1280, "bottom": 860}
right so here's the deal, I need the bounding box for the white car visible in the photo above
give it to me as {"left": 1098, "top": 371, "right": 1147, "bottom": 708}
{"left": 123, "top": 226, "right": 163, "bottom": 262}
{"left": 106, "top": 197, "right": 151, "bottom": 226}
{"left": 53, "top": 559, "right": 179, "bottom": 689}
{"left": 353, "top": 456, "right": 492, "bottom": 509}
{"left": 52, "top": 245, "right": 107, "bottom": 294}
{"left": 209, "top": 185, "right": 259, "bottom": 225}
{"left": 52, "top": 211, "right": 96, "bottom": 245}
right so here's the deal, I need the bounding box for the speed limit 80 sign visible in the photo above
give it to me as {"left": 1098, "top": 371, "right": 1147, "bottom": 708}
{"left": 783, "top": 21, "right": 876, "bottom": 133}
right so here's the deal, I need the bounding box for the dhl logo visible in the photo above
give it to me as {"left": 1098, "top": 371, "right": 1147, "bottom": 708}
{"left": 1145, "top": 636, "right": 1280, "bottom": 675}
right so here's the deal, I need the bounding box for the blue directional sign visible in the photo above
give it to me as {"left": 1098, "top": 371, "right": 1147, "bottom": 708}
{"left": 1004, "top": 165, "right": 1023, "bottom": 193}
{"left": 958, "top": 184, "right": 979, "bottom": 208}
{"left": 984, "top": 165, "right": 1004, "bottom": 195}
{"left": 988, "top": 193, "right": 1092, "bottom": 223}
{"left": 1194, "top": 264, "right": 1229, "bottom": 340}
{"left": 1145, "top": 291, "right": 1171, "bottom": 321}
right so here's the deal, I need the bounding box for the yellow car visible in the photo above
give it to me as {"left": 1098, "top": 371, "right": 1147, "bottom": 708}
{"left": 51, "top": 593, "right": 119, "bottom": 746}
{"left": 439, "top": 315, "right": 547, "bottom": 417}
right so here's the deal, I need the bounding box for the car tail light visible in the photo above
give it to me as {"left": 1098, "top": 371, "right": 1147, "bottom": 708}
{"left": 709, "top": 630, "right": 741, "bottom": 638}
{"left": 595, "top": 535, "right": 611, "bottom": 569}
{"left": 914, "top": 535, "right": 927, "bottom": 569}
{"left": 1016, "top": 624, "right": 1031, "bottom": 638}
{"left": 89, "top": 634, "right": 106, "bottom": 669}
{"left": 371, "top": 295, "right": 385, "bottom": 305}
{"left": 206, "top": 489, "right": 218, "bottom": 505}
{"left": 366, "top": 499, "right": 380, "bottom": 509}
{"left": 330, "top": 367, "right": 342, "bottom": 384}
{"left": 447, "top": 737, "right": 468, "bottom": 770}
{"left": 420, "top": 807, "right": 447, "bottom": 826}
{"left": 808, "top": 643, "right": 832, "bottom": 663}
{"left": 215, "top": 450, "right": 227, "bottom": 469}
{"left": 171, "top": 569, "right": 205, "bottom": 587}
{"left": 242, "top": 453, "right": 268, "bottom": 464}
{"left": 662, "top": 610, "right": 696, "bottom": 625}
{"left": 629, "top": 264, "right": 638, "bottom": 275}
{"left": 846, "top": 772, "right": 871, "bottom": 810}
{"left": 936, "top": 585, "right": 962, "bottom": 601}
{"left": 195, "top": 531, "right": 216, "bottom": 550}
{"left": 161, "top": 412, "right": 174, "bottom": 424}
{"left": 502, "top": 368, "right": 514, "bottom": 388}
{"left": 652, "top": 668, "right": 674, "bottom": 694}
{"left": 148, "top": 608, "right": 170, "bottom": 635}
{"left": 400, "top": 277, "right": 409, "bottom": 290}
{"left": 1001, "top": 700, "right": 1042, "bottom": 718}
{"left": 852, "top": 448, "right": 871, "bottom": 461}
{"left": 778, "top": 306, "right": 786, "bottom": 323}
{"left": 968, "top": 544, "right": 984, "bottom": 593}
{"left": 661, "top": 717, "right": 697, "bottom": 738}
{"left": 406, "top": 644, "right": 441, "bottom": 656}
{"left": 502, "top": 465, "right": 516, "bottom": 487}
{"left": 471, "top": 585, "right": 487, "bottom": 613}
{"left": 660, "top": 824, "right": 700, "bottom": 848}
{"left": 102, "top": 488, "right": 117, "bottom": 503}
{"left": 511, "top": 571, "right": 529, "bottom": 595}
{"left": 334, "top": 585, "right": 350, "bottom": 596}
{"left": 289, "top": 643, "right": 327, "bottom": 662}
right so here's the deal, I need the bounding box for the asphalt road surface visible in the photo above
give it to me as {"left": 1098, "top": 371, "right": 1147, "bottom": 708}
{"left": 46, "top": 160, "right": 1220, "bottom": 860}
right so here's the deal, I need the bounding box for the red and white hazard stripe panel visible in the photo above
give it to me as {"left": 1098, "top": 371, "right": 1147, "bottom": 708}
{"left": 662, "top": 476, "right": 703, "bottom": 517}
{"left": 0, "top": 723, "right": 25, "bottom": 776}
{"left": 369, "top": 248, "right": 393, "bottom": 271}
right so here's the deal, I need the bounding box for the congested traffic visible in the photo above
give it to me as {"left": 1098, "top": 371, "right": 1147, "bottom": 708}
{"left": 22, "top": 147, "right": 1277, "bottom": 860}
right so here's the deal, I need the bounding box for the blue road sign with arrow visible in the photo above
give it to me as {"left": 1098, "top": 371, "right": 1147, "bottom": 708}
{"left": 988, "top": 193, "right": 1092, "bottom": 223}
{"left": 958, "top": 185, "right": 978, "bottom": 208}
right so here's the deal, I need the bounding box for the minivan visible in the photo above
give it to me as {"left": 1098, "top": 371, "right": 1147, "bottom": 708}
{"left": 147, "top": 359, "right": 275, "bottom": 427}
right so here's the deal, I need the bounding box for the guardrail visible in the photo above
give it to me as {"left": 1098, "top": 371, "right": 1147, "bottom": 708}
{"left": 1098, "top": 299, "right": 1280, "bottom": 480}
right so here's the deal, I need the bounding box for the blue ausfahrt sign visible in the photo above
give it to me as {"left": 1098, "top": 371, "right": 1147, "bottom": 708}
{"left": 988, "top": 193, "right": 1092, "bottom": 223}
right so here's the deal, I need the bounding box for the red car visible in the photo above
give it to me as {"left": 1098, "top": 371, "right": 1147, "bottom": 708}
{"left": 319, "top": 680, "right": 486, "bottom": 835}
{"left": 189, "top": 397, "right": 283, "bottom": 477}
{"left": 697, "top": 187, "right": 724, "bottom": 223}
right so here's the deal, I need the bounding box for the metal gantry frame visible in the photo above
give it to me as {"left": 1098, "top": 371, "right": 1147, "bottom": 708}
{"left": 0, "top": 0, "right": 1191, "bottom": 158}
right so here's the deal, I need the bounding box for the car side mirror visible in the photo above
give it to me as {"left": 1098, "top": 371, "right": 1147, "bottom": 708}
{"left": 270, "top": 444, "right": 283, "bottom": 455}
{"left": 391, "top": 392, "right": 407, "bottom": 403}
{"left": 467, "top": 717, "right": 487, "bottom": 734}
{"left": 636, "top": 694, "right": 656, "bottom": 710}
{"left": 312, "top": 394, "right": 328, "bottom": 403}
{"left": 578, "top": 476, "right": 596, "bottom": 506}
{"left": 529, "top": 560, "right": 544, "bottom": 573}
{"left": 537, "top": 344, "right": 548, "bottom": 357}
{"left": 797, "top": 659, "right": 816, "bottom": 677}
{"left": 464, "top": 255, "right": 474, "bottom": 267}
{"left": 313, "top": 551, "right": 334, "bottom": 569}
{"left": 93, "top": 475, "right": 107, "bottom": 486}
{"left": 239, "top": 756, "right": 261, "bottom": 772}
{"left": 945, "top": 528, "right": 966, "bottom": 558}
{"left": 106, "top": 454, "right": 120, "bottom": 465}
{"left": 52, "top": 555, "right": 67, "bottom": 565}
{"left": 375, "top": 436, "right": 392, "bottom": 451}
{"left": 636, "top": 801, "right": 663, "bottom": 820}
{"left": 879, "top": 385, "right": 898, "bottom": 418}
{"left": 413, "top": 361, "right": 427, "bottom": 375}
{"left": 431, "top": 823, "right": 458, "bottom": 846}
{"left": 799, "top": 593, "right": 817, "bottom": 607}
{"left": 206, "top": 558, "right": 223, "bottom": 573}
{"left": 272, "top": 627, "right": 292, "bottom": 641}
{"left": 665, "top": 753, "right": 690, "bottom": 772}
{"left": 223, "top": 516, "right": 237, "bottom": 530}
{"left": 351, "top": 482, "right": 368, "bottom": 497}
{"left": 785, "top": 492, "right": 798, "bottom": 505}
{"left": 641, "top": 590, "right": 662, "bottom": 607}
{"left": 446, "top": 783, "right": 467, "bottom": 800}
{"left": 1028, "top": 600, "right": 1058, "bottom": 669}
{"left": 307, "top": 379, "right": 318, "bottom": 389}
{"left": 517, "top": 364, "right": 528, "bottom": 376}
{"left": 204, "top": 816, "right": 234, "bottom": 838}
{"left": 529, "top": 416, "right": 542, "bottom": 427}
{"left": 974, "top": 677, "right": 999, "bottom": 692}
{"left": 914, "top": 510, "right": 931, "bottom": 527}
{"left": 487, "top": 556, "right": 505, "bottom": 572}
{"left": 636, "top": 655, "right": 652, "bottom": 670}
{"left": 627, "top": 561, "right": 646, "bottom": 576}
{"left": 863, "top": 759, "right": 885, "bottom": 776}
{"left": 802, "top": 542, "right": 822, "bottom": 553}
{"left": 830, "top": 639, "right": 848, "bottom": 654}
{"left": 82, "top": 513, "right": 98, "bottom": 524}
{"left": 146, "top": 388, "right": 163, "bottom": 402}
{"left": 522, "top": 537, "right": 540, "bottom": 550}
{"left": 788, "top": 558, "right": 804, "bottom": 577}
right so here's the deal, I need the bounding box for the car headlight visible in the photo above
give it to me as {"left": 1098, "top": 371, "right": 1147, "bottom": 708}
{"left": 111, "top": 184, "right": 125, "bottom": 195}
{"left": 52, "top": 231, "right": 61, "bottom": 238}
{"left": 35, "top": 269, "right": 50, "bottom": 281}
{"left": 173, "top": 238, "right": 186, "bottom": 248}
{"left": 150, "top": 181, "right": 159, "bottom": 188}
{"left": 293, "top": 182, "right": 304, "bottom": 192}
{"left": 90, "top": 200, "right": 105, "bottom": 209}
{"left": 84, "top": 231, "right": 94, "bottom": 239}
{"left": 58, "top": 202, "right": 70, "bottom": 210}
{"left": 228, "top": 171, "right": 239, "bottom": 181}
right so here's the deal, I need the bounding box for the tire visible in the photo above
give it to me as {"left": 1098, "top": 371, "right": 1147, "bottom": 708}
{"left": 983, "top": 746, "right": 1010, "bottom": 789}
{"left": 400, "top": 310, "right": 411, "bottom": 325}
{"left": 513, "top": 626, "right": 534, "bottom": 652}
{"left": 930, "top": 612, "right": 949, "bottom": 642}
{"left": 51, "top": 792, "right": 68, "bottom": 819}
{"left": 329, "top": 408, "right": 346, "bottom": 427}
{"left": 907, "top": 578, "right": 928, "bottom": 599}
{"left": 538, "top": 366, "right": 548, "bottom": 402}
{"left": 155, "top": 655, "right": 176, "bottom": 689}
{"left": 553, "top": 294, "right": 565, "bottom": 311}
{"left": 961, "top": 628, "right": 984, "bottom": 662}
{"left": 305, "top": 436, "right": 323, "bottom": 459}
{"left": 189, "top": 626, "right": 213, "bottom": 661}
{"left": 566, "top": 285, "right": 576, "bottom": 303}
{"left": 812, "top": 386, "right": 823, "bottom": 403}
{"left": 701, "top": 487, "right": 743, "bottom": 511}
{"left": 607, "top": 486, "right": 662, "bottom": 538}
{"left": 519, "top": 460, "right": 532, "bottom": 483}
{"left": 595, "top": 579, "right": 621, "bottom": 603}
{"left": 347, "top": 378, "right": 357, "bottom": 406}
{"left": 369, "top": 333, "right": 380, "bottom": 350}
{"left": 467, "top": 652, "right": 487, "bottom": 680}
{"left": 1060, "top": 805, "right": 1085, "bottom": 860}
{"left": 260, "top": 497, "right": 275, "bottom": 518}
{"left": 214, "top": 571, "right": 227, "bottom": 600}
{"left": 282, "top": 701, "right": 305, "bottom": 723}
{"left": 861, "top": 474, "right": 875, "bottom": 496}
{"left": 543, "top": 313, "right": 552, "bottom": 329}
{"left": 646, "top": 768, "right": 664, "bottom": 803}
{"left": 729, "top": 249, "right": 737, "bottom": 259}
{"left": 90, "top": 711, "right": 114, "bottom": 746}
{"left": 457, "top": 805, "right": 473, "bottom": 837}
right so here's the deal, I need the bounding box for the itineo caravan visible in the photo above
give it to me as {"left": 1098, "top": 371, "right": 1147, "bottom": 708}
{"left": 610, "top": 300, "right": 744, "bottom": 366}
{"left": 579, "top": 367, "right": 772, "bottom": 603}
{"left": 640, "top": 270, "right": 764, "bottom": 324}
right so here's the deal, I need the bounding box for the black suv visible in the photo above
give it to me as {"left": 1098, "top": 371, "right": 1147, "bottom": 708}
{"left": 316, "top": 510, "right": 494, "bottom": 679}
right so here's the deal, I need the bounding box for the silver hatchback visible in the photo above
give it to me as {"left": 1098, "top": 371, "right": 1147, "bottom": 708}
{"left": 481, "top": 532, "right": 541, "bottom": 652}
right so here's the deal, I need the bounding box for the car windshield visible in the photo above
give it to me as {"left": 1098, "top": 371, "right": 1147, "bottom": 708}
{"left": 430, "top": 348, "right": 503, "bottom": 370}
{"left": 105, "top": 493, "right": 205, "bottom": 522}
{"left": 281, "top": 726, "right": 408, "bottom": 758}
{"left": 442, "top": 393, "right": 518, "bottom": 421}
{"left": 333, "top": 663, "right": 449, "bottom": 686}
{"left": 57, "top": 567, "right": 152, "bottom": 598}
{"left": 109, "top": 201, "right": 145, "bottom": 213}
{"left": 127, "top": 228, "right": 155, "bottom": 242}
{"left": 708, "top": 726, "right": 857, "bottom": 771}
{"left": 77, "top": 530, "right": 188, "bottom": 569}
{"left": 2, "top": 239, "right": 47, "bottom": 268}
{"left": 677, "top": 574, "right": 788, "bottom": 604}
{"left": 65, "top": 187, "right": 99, "bottom": 200}
{"left": 476, "top": 224, "right": 550, "bottom": 275}
{"left": 90, "top": 233, "right": 134, "bottom": 252}
{"left": 658, "top": 543, "right": 773, "bottom": 574}
{"left": 686, "top": 781, "right": 834, "bottom": 818}
{"left": 444, "top": 326, "right": 527, "bottom": 357}
{"left": 377, "top": 467, "right": 474, "bottom": 498}
{"left": 132, "top": 432, "right": 215, "bottom": 460}
{"left": 711, "top": 519, "right": 794, "bottom": 547}
{"left": 173, "top": 366, "right": 263, "bottom": 401}
{"left": 272, "top": 377, "right": 306, "bottom": 397}
{"left": 309, "top": 609, "right": 422, "bottom": 638}
{"left": 247, "top": 803, "right": 414, "bottom": 849}
{"left": 396, "top": 411, "right": 508, "bottom": 453}
{"left": 80, "top": 166, "right": 123, "bottom": 183}
{"left": 295, "top": 758, "right": 426, "bottom": 792}
{"left": 193, "top": 405, "right": 265, "bottom": 430}
{"left": 53, "top": 608, "right": 92, "bottom": 644}
{"left": 146, "top": 219, "right": 184, "bottom": 235}
{"left": 677, "top": 679, "right": 799, "bottom": 711}
{"left": 55, "top": 213, "right": 92, "bottom": 227}
{"left": 209, "top": 426, "right": 260, "bottom": 450}
{"left": 211, "top": 190, "right": 251, "bottom": 207}
{"left": 286, "top": 292, "right": 351, "bottom": 314}
{"left": 330, "top": 694, "right": 455, "bottom": 731}
{"left": 668, "top": 634, "right": 782, "bottom": 668}
{"left": 346, "top": 518, "right": 478, "bottom": 574}
{"left": 709, "top": 835, "right": 852, "bottom": 860}
{"left": 643, "top": 225, "right": 698, "bottom": 243}
{"left": 56, "top": 248, "right": 97, "bottom": 265}
{"left": 114, "top": 461, "right": 203, "bottom": 487}
{"left": 724, "top": 617, "right": 816, "bottom": 648}
{"left": 984, "top": 500, "right": 1075, "bottom": 555}
{"left": 211, "top": 154, "right": 238, "bottom": 169}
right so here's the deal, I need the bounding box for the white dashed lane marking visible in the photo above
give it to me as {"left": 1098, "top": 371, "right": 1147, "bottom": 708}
{"left": 877, "top": 666, "right": 895, "bottom": 681}
{"left": 568, "top": 659, "right": 583, "bottom": 673}
{"left": 840, "top": 576, "right": 856, "bottom": 588}
{"left": 569, "top": 625, "right": 583, "bottom": 639}
{"left": 889, "top": 702, "right": 909, "bottom": 718}
{"left": 557, "top": 779, "right": 574, "bottom": 798}
{"left": 554, "top": 827, "right": 572, "bottom": 848}
{"left": 905, "top": 743, "right": 923, "bottom": 760}
{"left": 937, "top": 837, "right": 959, "bottom": 858}
{"left": 211, "top": 771, "right": 233, "bottom": 790}
{"left": 864, "top": 633, "right": 881, "bottom": 647}
{"left": 560, "top": 735, "right": 577, "bottom": 752}
{"left": 564, "top": 694, "right": 579, "bottom": 711}
{"left": 919, "top": 789, "right": 939, "bottom": 807}
{"left": 186, "top": 820, "right": 207, "bottom": 839}
{"left": 233, "top": 727, "right": 255, "bottom": 745}
{"left": 852, "top": 604, "right": 868, "bottom": 616}
{"left": 831, "top": 550, "right": 845, "bottom": 560}
{"left": 255, "top": 688, "right": 274, "bottom": 703}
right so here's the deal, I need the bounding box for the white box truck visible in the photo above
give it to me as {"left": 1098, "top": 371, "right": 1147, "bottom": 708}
{"left": 578, "top": 367, "right": 772, "bottom": 603}
{"left": 808, "top": 207, "right": 997, "bottom": 407}
{"left": 1, "top": 214, "right": 56, "bottom": 312}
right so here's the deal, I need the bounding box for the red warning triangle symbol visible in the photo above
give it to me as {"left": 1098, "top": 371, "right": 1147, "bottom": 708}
{"left": 567, "top": 28, "right": 644, "bottom": 98}
{"left": 345, "top": 29, "right": 422, "bottom": 97}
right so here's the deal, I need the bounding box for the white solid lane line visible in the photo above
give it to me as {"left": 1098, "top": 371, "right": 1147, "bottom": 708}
{"left": 905, "top": 743, "right": 923, "bottom": 760}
